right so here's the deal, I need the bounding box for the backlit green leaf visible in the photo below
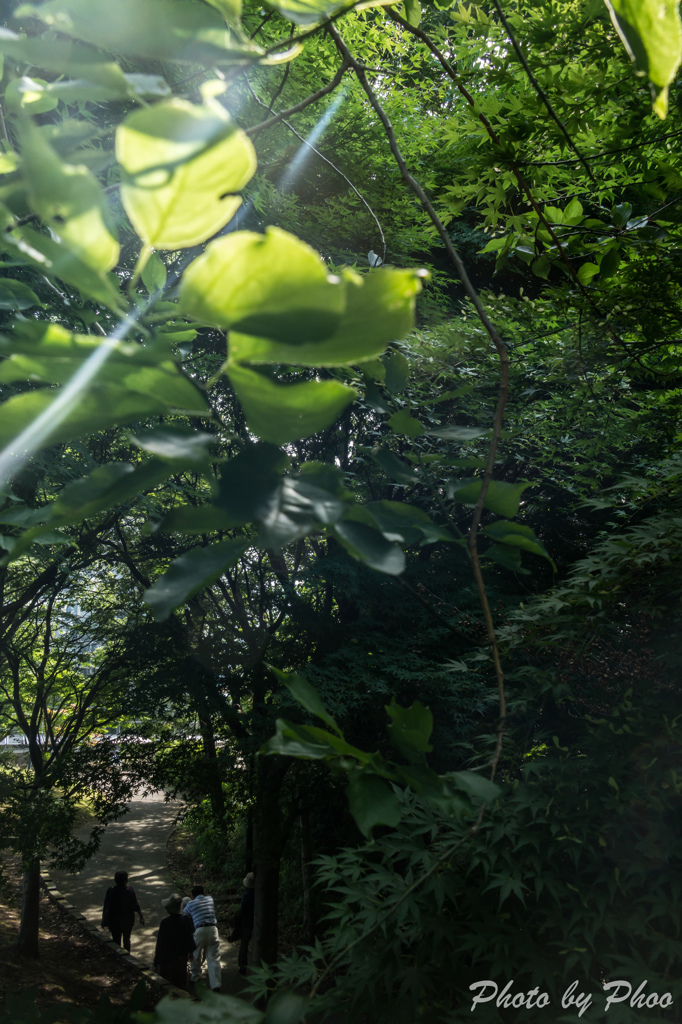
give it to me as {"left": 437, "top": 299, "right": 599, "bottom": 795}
{"left": 227, "top": 269, "right": 425, "bottom": 366}
{"left": 5, "top": 76, "right": 58, "bottom": 114}
{"left": 264, "top": 0, "right": 352, "bottom": 26}
{"left": 5, "top": 227, "right": 123, "bottom": 310}
{"left": 182, "top": 228, "right": 344, "bottom": 343}
{"left": 116, "top": 99, "right": 256, "bottom": 249}
{"left": 21, "top": 123, "right": 119, "bottom": 272}
{"left": 17, "top": 0, "right": 257, "bottom": 64}
{"left": 605, "top": 0, "right": 682, "bottom": 116}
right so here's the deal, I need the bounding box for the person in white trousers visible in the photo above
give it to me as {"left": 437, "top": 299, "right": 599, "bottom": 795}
{"left": 184, "top": 885, "right": 222, "bottom": 992}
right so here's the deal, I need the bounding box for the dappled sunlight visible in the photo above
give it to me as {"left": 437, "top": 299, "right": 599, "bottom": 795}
{"left": 49, "top": 792, "right": 181, "bottom": 966}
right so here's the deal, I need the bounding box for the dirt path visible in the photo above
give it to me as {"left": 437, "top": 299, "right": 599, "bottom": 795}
{"left": 50, "top": 791, "right": 181, "bottom": 966}
{"left": 48, "top": 791, "right": 243, "bottom": 994}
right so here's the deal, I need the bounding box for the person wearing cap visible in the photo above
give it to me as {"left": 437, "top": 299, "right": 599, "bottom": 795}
{"left": 154, "top": 893, "right": 196, "bottom": 990}
{"left": 238, "top": 872, "right": 255, "bottom": 975}
{"left": 184, "top": 884, "right": 222, "bottom": 991}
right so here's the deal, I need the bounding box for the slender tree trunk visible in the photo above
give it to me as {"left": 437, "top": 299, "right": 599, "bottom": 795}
{"left": 299, "top": 799, "right": 315, "bottom": 944}
{"left": 198, "top": 712, "right": 225, "bottom": 820}
{"left": 252, "top": 756, "right": 290, "bottom": 966}
{"left": 17, "top": 858, "right": 40, "bottom": 957}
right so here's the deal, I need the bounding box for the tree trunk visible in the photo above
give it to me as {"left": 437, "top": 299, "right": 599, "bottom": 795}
{"left": 198, "top": 712, "right": 225, "bottom": 820}
{"left": 252, "top": 756, "right": 290, "bottom": 966}
{"left": 17, "top": 859, "right": 40, "bottom": 957}
{"left": 299, "top": 799, "right": 315, "bottom": 944}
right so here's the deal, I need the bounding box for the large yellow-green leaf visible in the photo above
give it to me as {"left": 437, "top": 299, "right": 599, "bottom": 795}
{"left": 21, "top": 124, "right": 119, "bottom": 272}
{"left": 228, "top": 268, "right": 425, "bottom": 365}
{"left": 227, "top": 364, "right": 355, "bottom": 444}
{"left": 605, "top": 0, "right": 682, "bottom": 117}
{"left": 264, "top": 0, "right": 352, "bottom": 25}
{"left": 180, "top": 227, "right": 345, "bottom": 343}
{"left": 116, "top": 99, "right": 256, "bottom": 249}
{"left": 15, "top": 0, "right": 257, "bottom": 63}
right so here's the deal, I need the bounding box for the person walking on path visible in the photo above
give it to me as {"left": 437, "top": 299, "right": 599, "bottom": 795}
{"left": 102, "top": 870, "right": 145, "bottom": 953}
{"left": 184, "top": 884, "right": 222, "bottom": 992}
{"left": 238, "top": 872, "right": 255, "bottom": 975}
{"left": 154, "top": 894, "right": 196, "bottom": 990}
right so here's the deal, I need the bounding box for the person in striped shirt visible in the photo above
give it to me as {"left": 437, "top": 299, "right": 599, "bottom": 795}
{"left": 183, "top": 885, "right": 222, "bottom": 991}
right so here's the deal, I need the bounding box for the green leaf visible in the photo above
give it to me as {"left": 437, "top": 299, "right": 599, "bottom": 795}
{"left": 271, "top": 668, "right": 342, "bottom": 735}
{"left": 257, "top": 476, "right": 348, "bottom": 549}
{"left": 332, "top": 520, "right": 405, "bottom": 575}
{"left": 144, "top": 538, "right": 247, "bottom": 621}
{"left": 346, "top": 771, "right": 402, "bottom": 837}
{"left": 386, "top": 699, "right": 433, "bottom": 764}
{"left": 483, "top": 543, "right": 524, "bottom": 572}
{"left": 365, "top": 500, "right": 456, "bottom": 545}
{"left": 447, "top": 478, "right": 531, "bottom": 517}
{"left": 605, "top": 0, "right": 682, "bottom": 116}
{"left": 141, "top": 253, "right": 167, "bottom": 294}
{"left": 203, "top": 0, "right": 243, "bottom": 29}
{"left": 21, "top": 123, "right": 119, "bottom": 273}
{"left": 263, "top": 993, "right": 308, "bottom": 1024}
{"left": 371, "top": 447, "right": 419, "bottom": 484}
{"left": 129, "top": 427, "right": 215, "bottom": 467}
{"left": 383, "top": 350, "right": 410, "bottom": 393}
{"left": 226, "top": 364, "right": 355, "bottom": 444}
{"left": 599, "top": 245, "right": 621, "bottom": 279}
{"left": 403, "top": 0, "right": 421, "bottom": 24}
{"left": 0, "top": 278, "right": 43, "bottom": 310}
{"left": 0, "top": 388, "right": 181, "bottom": 455}
{"left": 182, "top": 228, "right": 344, "bottom": 343}
{"left": 387, "top": 408, "right": 424, "bottom": 437}
{"left": 6, "top": 227, "right": 123, "bottom": 310}
{"left": 144, "top": 989, "right": 263, "bottom": 1023}
{"left": 263, "top": 0, "right": 352, "bottom": 26}
{"left": 6, "top": 460, "right": 173, "bottom": 562}
{"left": 17, "top": 0, "right": 258, "bottom": 64}
{"left": 577, "top": 262, "right": 600, "bottom": 285}
{"left": 262, "top": 719, "right": 370, "bottom": 762}
{"left": 216, "top": 443, "right": 289, "bottom": 524}
{"left": 154, "top": 505, "right": 240, "bottom": 535}
{"left": 116, "top": 99, "right": 256, "bottom": 250}
{"left": 481, "top": 520, "right": 556, "bottom": 568}
{"left": 451, "top": 770, "right": 501, "bottom": 803}
{"left": 563, "top": 197, "right": 584, "bottom": 224}
{"left": 5, "top": 75, "right": 58, "bottom": 114}
{"left": 227, "top": 269, "right": 425, "bottom": 367}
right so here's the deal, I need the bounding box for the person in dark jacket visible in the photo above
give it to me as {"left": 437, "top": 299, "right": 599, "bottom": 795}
{"left": 154, "top": 893, "right": 196, "bottom": 989}
{"left": 238, "top": 872, "right": 255, "bottom": 974}
{"left": 101, "top": 870, "right": 145, "bottom": 952}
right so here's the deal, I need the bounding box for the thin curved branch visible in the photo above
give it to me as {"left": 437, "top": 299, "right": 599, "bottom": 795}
{"left": 328, "top": 23, "right": 508, "bottom": 778}
{"left": 245, "top": 63, "right": 349, "bottom": 136}
{"left": 244, "top": 75, "right": 387, "bottom": 262}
